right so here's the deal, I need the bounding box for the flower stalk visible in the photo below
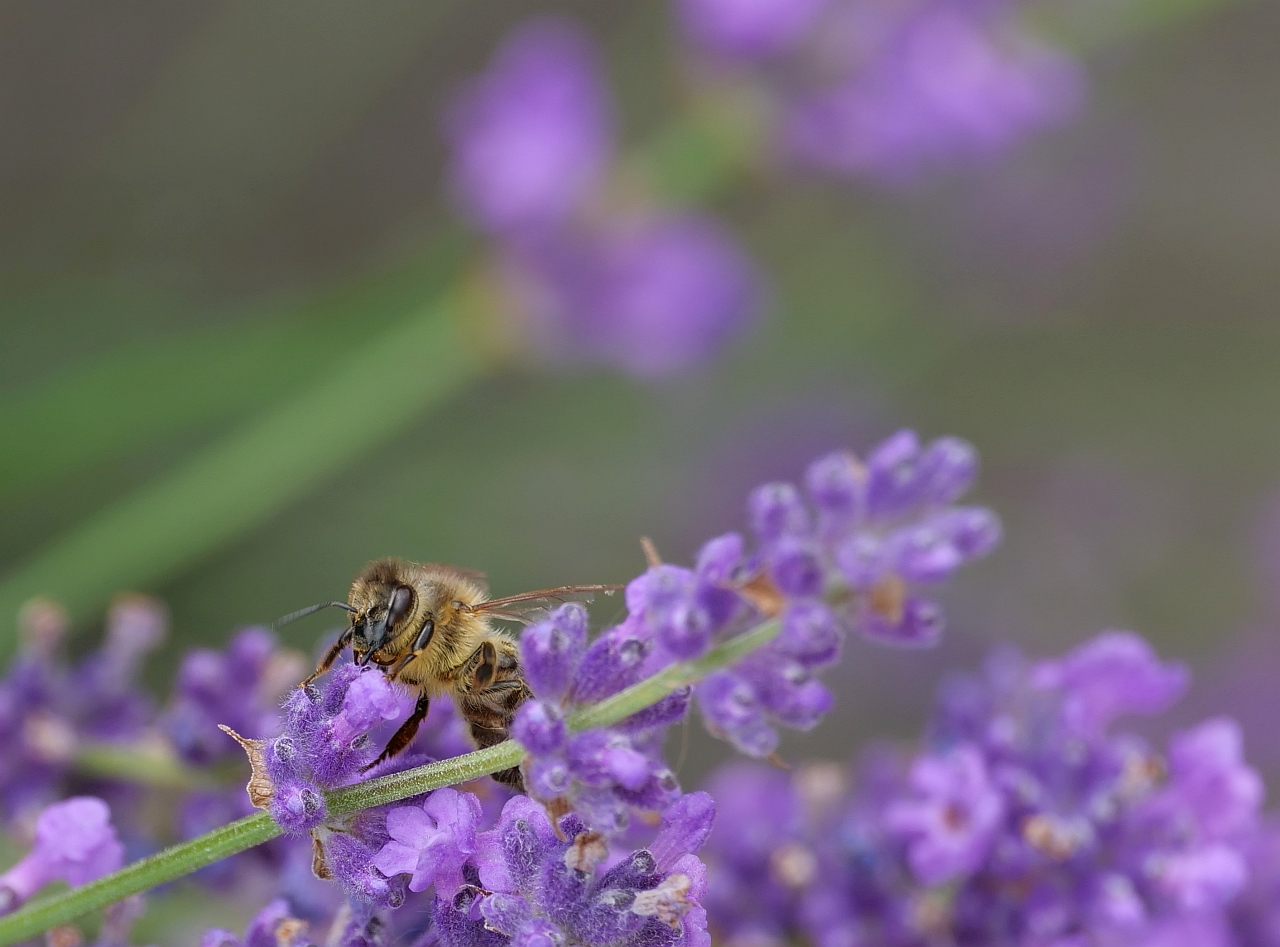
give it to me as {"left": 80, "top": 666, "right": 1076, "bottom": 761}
{"left": 0, "top": 617, "right": 780, "bottom": 946}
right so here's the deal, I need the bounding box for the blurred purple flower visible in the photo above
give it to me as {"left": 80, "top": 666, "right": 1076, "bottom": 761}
{"left": 884, "top": 743, "right": 1003, "bottom": 884}
{"left": 674, "top": 0, "right": 834, "bottom": 60}
{"left": 449, "top": 19, "right": 764, "bottom": 377}
{"left": 445, "top": 18, "right": 612, "bottom": 236}
{"left": 200, "top": 898, "right": 312, "bottom": 947}
{"left": 0, "top": 797, "right": 124, "bottom": 914}
{"left": 1030, "top": 630, "right": 1188, "bottom": 736}
{"left": 509, "top": 213, "right": 762, "bottom": 377}
{"left": 786, "top": 5, "right": 1084, "bottom": 182}
{"left": 702, "top": 632, "right": 1269, "bottom": 947}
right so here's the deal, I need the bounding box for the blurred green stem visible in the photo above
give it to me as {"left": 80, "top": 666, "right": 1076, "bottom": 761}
{"left": 73, "top": 741, "right": 227, "bottom": 792}
{"left": 0, "top": 617, "right": 780, "bottom": 945}
{"left": 0, "top": 297, "right": 482, "bottom": 653}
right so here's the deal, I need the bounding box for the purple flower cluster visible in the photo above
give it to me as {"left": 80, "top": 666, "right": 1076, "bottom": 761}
{"left": 505, "top": 432, "right": 996, "bottom": 824}
{"left": 675, "top": 0, "right": 1084, "bottom": 182}
{"left": 164, "top": 627, "right": 303, "bottom": 766}
{"left": 511, "top": 602, "right": 685, "bottom": 834}
{"left": 431, "top": 792, "right": 714, "bottom": 947}
{"left": 700, "top": 631, "right": 1272, "bottom": 947}
{"left": 445, "top": 18, "right": 762, "bottom": 376}
{"left": 0, "top": 597, "right": 165, "bottom": 825}
{"left": 264, "top": 664, "right": 408, "bottom": 834}
{"left": 200, "top": 898, "right": 314, "bottom": 947}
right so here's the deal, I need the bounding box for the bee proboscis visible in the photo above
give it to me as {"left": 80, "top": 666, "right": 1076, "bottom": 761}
{"left": 284, "top": 558, "right": 618, "bottom": 790}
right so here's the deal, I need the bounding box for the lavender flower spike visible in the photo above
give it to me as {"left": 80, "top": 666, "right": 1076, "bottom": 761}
{"left": 0, "top": 797, "right": 124, "bottom": 914}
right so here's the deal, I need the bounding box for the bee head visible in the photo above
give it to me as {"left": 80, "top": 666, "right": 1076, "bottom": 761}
{"left": 351, "top": 584, "right": 415, "bottom": 666}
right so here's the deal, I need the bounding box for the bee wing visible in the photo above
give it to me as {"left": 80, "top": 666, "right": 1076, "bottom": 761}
{"left": 470, "top": 584, "right": 623, "bottom": 625}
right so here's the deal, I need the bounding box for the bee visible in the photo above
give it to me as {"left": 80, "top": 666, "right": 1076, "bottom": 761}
{"left": 281, "top": 558, "right": 618, "bottom": 790}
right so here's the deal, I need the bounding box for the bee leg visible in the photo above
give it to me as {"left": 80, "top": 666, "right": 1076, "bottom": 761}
{"left": 473, "top": 640, "right": 498, "bottom": 687}
{"left": 363, "top": 694, "right": 430, "bottom": 772}
{"left": 388, "top": 618, "right": 436, "bottom": 682}
{"left": 300, "top": 628, "right": 353, "bottom": 688}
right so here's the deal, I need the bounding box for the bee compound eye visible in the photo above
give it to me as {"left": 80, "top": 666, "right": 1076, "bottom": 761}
{"left": 387, "top": 585, "right": 414, "bottom": 630}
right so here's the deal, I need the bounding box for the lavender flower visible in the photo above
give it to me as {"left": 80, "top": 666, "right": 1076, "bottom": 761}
{"left": 509, "top": 214, "right": 763, "bottom": 377}
{"left": 165, "top": 626, "right": 302, "bottom": 766}
{"left": 372, "top": 788, "right": 484, "bottom": 898}
{"left": 508, "top": 433, "right": 995, "bottom": 820}
{"left": 512, "top": 604, "right": 683, "bottom": 834}
{"left": 0, "top": 598, "right": 164, "bottom": 823}
{"left": 448, "top": 19, "right": 762, "bottom": 377}
{"left": 676, "top": 0, "right": 1084, "bottom": 183}
{"left": 444, "top": 18, "right": 612, "bottom": 237}
{"left": 265, "top": 663, "right": 408, "bottom": 833}
{"left": 701, "top": 631, "right": 1269, "bottom": 947}
{"left": 200, "top": 898, "right": 313, "bottom": 947}
{"left": 0, "top": 797, "right": 124, "bottom": 914}
{"left": 883, "top": 744, "right": 1003, "bottom": 884}
{"left": 431, "top": 792, "right": 713, "bottom": 947}
{"left": 674, "top": 0, "right": 834, "bottom": 60}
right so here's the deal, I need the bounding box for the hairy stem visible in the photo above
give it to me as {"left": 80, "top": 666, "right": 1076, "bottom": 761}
{"left": 0, "top": 618, "right": 780, "bottom": 945}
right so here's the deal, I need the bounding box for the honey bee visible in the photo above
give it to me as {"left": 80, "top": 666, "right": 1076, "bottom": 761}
{"left": 282, "top": 558, "right": 618, "bottom": 789}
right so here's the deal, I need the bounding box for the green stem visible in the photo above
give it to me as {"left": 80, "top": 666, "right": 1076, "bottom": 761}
{"left": 73, "top": 742, "right": 225, "bottom": 793}
{"left": 0, "top": 618, "right": 780, "bottom": 945}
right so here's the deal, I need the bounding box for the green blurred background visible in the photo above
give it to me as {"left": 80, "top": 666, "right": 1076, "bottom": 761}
{"left": 2, "top": 0, "right": 1279, "bottom": 783}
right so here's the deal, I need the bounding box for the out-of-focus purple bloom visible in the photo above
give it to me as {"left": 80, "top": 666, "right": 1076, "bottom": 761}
{"left": 701, "top": 631, "right": 1270, "bottom": 947}
{"left": 506, "top": 212, "right": 762, "bottom": 378}
{"left": 675, "top": 0, "right": 834, "bottom": 60}
{"left": 785, "top": 5, "right": 1084, "bottom": 182}
{"left": 0, "top": 599, "right": 165, "bottom": 824}
{"left": 444, "top": 18, "right": 612, "bottom": 236}
{"left": 0, "top": 797, "right": 124, "bottom": 914}
{"left": 1031, "top": 630, "right": 1188, "bottom": 736}
{"left": 449, "top": 19, "right": 764, "bottom": 378}
{"left": 884, "top": 744, "right": 1003, "bottom": 884}
{"left": 372, "top": 788, "right": 484, "bottom": 897}
{"left": 199, "top": 898, "right": 313, "bottom": 947}
{"left": 165, "top": 627, "right": 301, "bottom": 766}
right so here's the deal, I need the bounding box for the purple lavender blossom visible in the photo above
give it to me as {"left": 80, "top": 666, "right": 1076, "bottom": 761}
{"left": 701, "top": 631, "right": 1269, "bottom": 947}
{"left": 511, "top": 214, "right": 762, "bottom": 378}
{"left": 884, "top": 744, "right": 1003, "bottom": 884}
{"left": 785, "top": 4, "right": 1085, "bottom": 183}
{"left": 0, "top": 598, "right": 165, "bottom": 823}
{"left": 509, "top": 433, "right": 996, "bottom": 790}
{"left": 200, "top": 898, "right": 313, "bottom": 947}
{"left": 449, "top": 19, "right": 763, "bottom": 378}
{"left": 265, "top": 664, "right": 409, "bottom": 834}
{"left": 0, "top": 797, "right": 124, "bottom": 914}
{"left": 675, "top": 0, "right": 834, "bottom": 60}
{"left": 372, "top": 788, "right": 484, "bottom": 897}
{"left": 425, "top": 792, "right": 714, "bottom": 947}
{"left": 444, "top": 18, "right": 612, "bottom": 236}
{"left": 512, "top": 604, "right": 683, "bottom": 834}
{"left": 165, "top": 627, "right": 301, "bottom": 766}
{"left": 1030, "top": 630, "right": 1188, "bottom": 736}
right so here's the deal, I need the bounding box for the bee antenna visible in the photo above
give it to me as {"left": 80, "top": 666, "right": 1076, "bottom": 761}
{"left": 272, "top": 601, "right": 357, "bottom": 630}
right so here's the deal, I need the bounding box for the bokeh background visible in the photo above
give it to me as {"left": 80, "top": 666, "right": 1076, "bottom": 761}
{"left": 2, "top": 0, "right": 1279, "bottom": 793}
